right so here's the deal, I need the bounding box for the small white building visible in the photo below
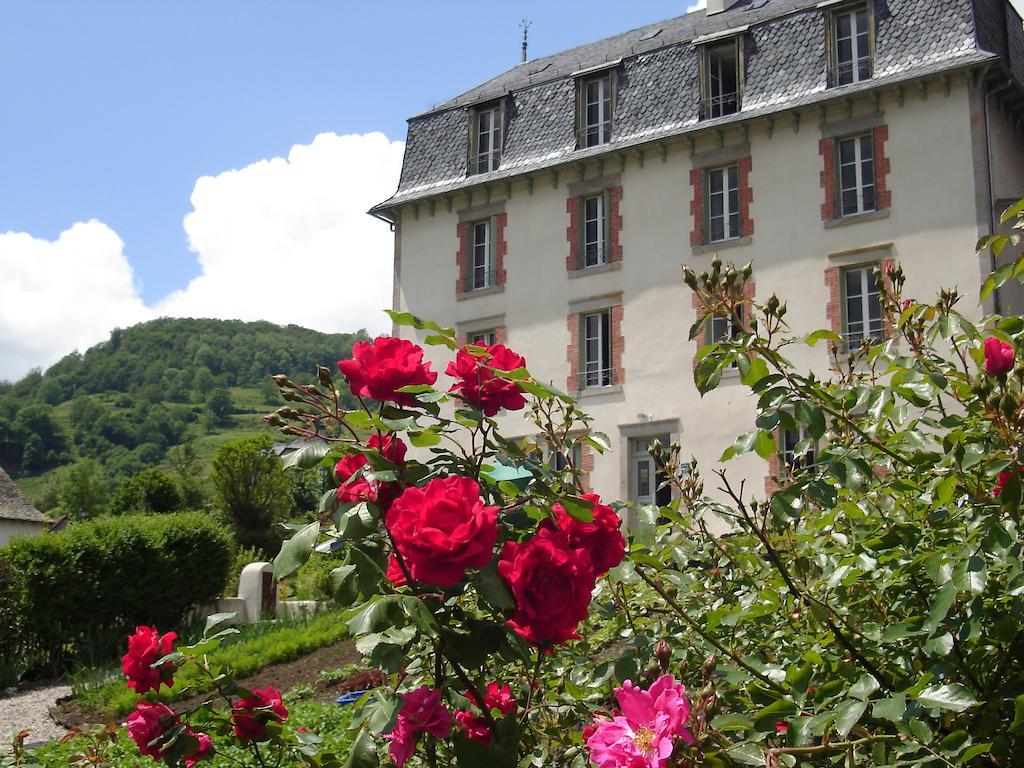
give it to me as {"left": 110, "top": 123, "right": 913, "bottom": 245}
{"left": 0, "top": 466, "right": 50, "bottom": 547}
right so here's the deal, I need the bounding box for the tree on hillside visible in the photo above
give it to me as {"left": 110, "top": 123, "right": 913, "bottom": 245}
{"left": 205, "top": 388, "right": 234, "bottom": 428}
{"left": 211, "top": 434, "right": 289, "bottom": 553}
{"left": 58, "top": 459, "right": 108, "bottom": 519}
{"left": 167, "top": 440, "right": 208, "bottom": 509}
{"left": 109, "top": 467, "right": 183, "bottom": 515}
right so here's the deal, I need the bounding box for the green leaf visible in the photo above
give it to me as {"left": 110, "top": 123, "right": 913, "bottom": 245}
{"left": 1009, "top": 694, "right": 1024, "bottom": 733}
{"left": 281, "top": 441, "right": 330, "bottom": 469}
{"left": 872, "top": 694, "right": 906, "bottom": 723}
{"left": 588, "top": 432, "right": 612, "bottom": 452}
{"left": 710, "top": 714, "right": 755, "bottom": 731}
{"left": 476, "top": 561, "right": 516, "bottom": 611}
{"left": 959, "top": 744, "right": 993, "bottom": 763}
{"left": 924, "top": 581, "right": 956, "bottom": 633}
{"left": 343, "top": 728, "right": 379, "bottom": 768}
{"left": 273, "top": 521, "right": 320, "bottom": 580}
{"left": 1000, "top": 198, "right": 1024, "bottom": 224}
{"left": 794, "top": 401, "right": 826, "bottom": 439}
{"left": 753, "top": 698, "right": 798, "bottom": 731}
{"left": 917, "top": 684, "right": 978, "bottom": 713}
{"left": 754, "top": 430, "right": 776, "bottom": 460}
{"left": 833, "top": 699, "right": 867, "bottom": 738}
{"left": 408, "top": 430, "right": 441, "bottom": 447}
{"left": 402, "top": 597, "right": 441, "bottom": 637}
{"left": 806, "top": 329, "right": 842, "bottom": 347}
{"left": 741, "top": 357, "right": 769, "bottom": 386}
{"left": 849, "top": 674, "right": 879, "bottom": 701}
{"left": 560, "top": 496, "right": 595, "bottom": 522}
{"left": 203, "top": 612, "right": 238, "bottom": 636}
{"left": 348, "top": 595, "right": 404, "bottom": 636}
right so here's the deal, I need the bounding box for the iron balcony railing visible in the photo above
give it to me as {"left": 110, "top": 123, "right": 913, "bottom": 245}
{"left": 699, "top": 92, "right": 741, "bottom": 121}
{"left": 828, "top": 56, "right": 873, "bottom": 88}
{"left": 578, "top": 366, "right": 616, "bottom": 391}
{"left": 465, "top": 268, "right": 498, "bottom": 293}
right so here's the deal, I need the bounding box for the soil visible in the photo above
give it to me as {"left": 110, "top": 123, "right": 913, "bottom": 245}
{"left": 54, "top": 639, "right": 381, "bottom": 730}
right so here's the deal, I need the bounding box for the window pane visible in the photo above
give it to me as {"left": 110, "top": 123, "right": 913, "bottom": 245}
{"left": 636, "top": 460, "right": 651, "bottom": 497}
{"left": 859, "top": 134, "right": 874, "bottom": 161}
{"left": 845, "top": 268, "right": 863, "bottom": 299}
{"left": 839, "top": 138, "right": 855, "bottom": 165}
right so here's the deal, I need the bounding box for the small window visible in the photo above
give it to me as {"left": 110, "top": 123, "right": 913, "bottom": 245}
{"left": 830, "top": 5, "right": 872, "bottom": 87}
{"left": 841, "top": 265, "right": 883, "bottom": 347}
{"left": 580, "top": 310, "right": 613, "bottom": 389}
{"left": 470, "top": 103, "right": 502, "bottom": 175}
{"left": 781, "top": 426, "right": 818, "bottom": 471}
{"left": 579, "top": 73, "right": 613, "bottom": 148}
{"left": 629, "top": 436, "right": 672, "bottom": 507}
{"left": 706, "top": 164, "right": 741, "bottom": 242}
{"left": 468, "top": 329, "right": 497, "bottom": 346}
{"left": 579, "top": 192, "right": 610, "bottom": 268}
{"left": 836, "top": 134, "right": 875, "bottom": 217}
{"left": 701, "top": 39, "right": 741, "bottom": 120}
{"left": 468, "top": 219, "right": 495, "bottom": 291}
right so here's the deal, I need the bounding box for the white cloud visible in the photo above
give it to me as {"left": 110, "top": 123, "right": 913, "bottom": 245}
{"left": 0, "top": 132, "right": 404, "bottom": 381}
{"left": 687, "top": 0, "right": 707, "bottom": 11}
{"left": 157, "top": 132, "right": 404, "bottom": 337}
{"left": 0, "top": 221, "right": 151, "bottom": 380}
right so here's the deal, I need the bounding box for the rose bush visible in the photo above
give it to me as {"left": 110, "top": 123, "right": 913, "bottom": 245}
{"left": 97, "top": 202, "right": 1024, "bottom": 767}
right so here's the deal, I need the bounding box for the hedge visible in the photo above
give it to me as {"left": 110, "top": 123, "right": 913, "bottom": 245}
{"left": 1, "top": 511, "right": 233, "bottom": 675}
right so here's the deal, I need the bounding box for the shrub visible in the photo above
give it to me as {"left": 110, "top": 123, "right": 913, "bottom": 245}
{"left": 0, "top": 554, "right": 29, "bottom": 688}
{"left": 3, "top": 511, "right": 232, "bottom": 675}
{"left": 109, "top": 467, "right": 183, "bottom": 515}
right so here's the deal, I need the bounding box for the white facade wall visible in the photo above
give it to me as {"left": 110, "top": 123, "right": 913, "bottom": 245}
{"left": 394, "top": 78, "right": 1006, "bottom": 509}
{"left": 0, "top": 519, "right": 47, "bottom": 547}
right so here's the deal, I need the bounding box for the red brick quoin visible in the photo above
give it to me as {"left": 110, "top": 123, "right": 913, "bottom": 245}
{"left": 565, "top": 305, "right": 624, "bottom": 392}
{"left": 820, "top": 125, "right": 892, "bottom": 220}
{"left": 455, "top": 213, "right": 508, "bottom": 296}
{"left": 690, "top": 157, "right": 754, "bottom": 246}
{"left": 566, "top": 186, "right": 623, "bottom": 271}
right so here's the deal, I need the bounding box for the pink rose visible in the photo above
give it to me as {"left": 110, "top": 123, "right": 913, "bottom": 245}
{"left": 386, "top": 686, "right": 452, "bottom": 768}
{"left": 121, "top": 626, "right": 177, "bottom": 694}
{"left": 984, "top": 337, "right": 1015, "bottom": 376}
{"left": 184, "top": 730, "right": 214, "bottom": 766}
{"left": 338, "top": 337, "right": 437, "bottom": 406}
{"left": 335, "top": 434, "right": 408, "bottom": 510}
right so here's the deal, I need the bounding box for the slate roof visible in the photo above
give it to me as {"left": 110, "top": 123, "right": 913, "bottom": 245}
{"left": 371, "top": 0, "right": 1010, "bottom": 214}
{"left": 0, "top": 466, "right": 49, "bottom": 525}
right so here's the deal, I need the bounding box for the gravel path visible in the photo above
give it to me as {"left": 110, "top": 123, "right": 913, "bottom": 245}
{"left": 0, "top": 683, "right": 71, "bottom": 748}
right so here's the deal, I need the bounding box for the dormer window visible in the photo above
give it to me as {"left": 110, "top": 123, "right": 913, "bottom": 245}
{"left": 469, "top": 101, "right": 503, "bottom": 176}
{"left": 701, "top": 38, "right": 741, "bottom": 120}
{"left": 578, "top": 72, "right": 614, "bottom": 148}
{"left": 829, "top": 4, "right": 872, "bottom": 87}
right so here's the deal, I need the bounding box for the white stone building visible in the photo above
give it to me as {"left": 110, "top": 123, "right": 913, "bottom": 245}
{"left": 0, "top": 466, "right": 50, "bottom": 547}
{"left": 370, "top": 0, "right": 1024, "bottom": 508}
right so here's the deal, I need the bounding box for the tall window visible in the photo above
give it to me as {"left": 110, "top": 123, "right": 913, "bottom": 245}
{"left": 472, "top": 104, "right": 502, "bottom": 175}
{"left": 581, "top": 74, "right": 613, "bottom": 147}
{"left": 468, "top": 329, "right": 496, "bottom": 346}
{"left": 830, "top": 5, "right": 871, "bottom": 86}
{"left": 629, "top": 436, "right": 672, "bottom": 507}
{"left": 837, "top": 134, "right": 875, "bottom": 217}
{"left": 842, "top": 265, "right": 883, "bottom": 346}
{"left": 581, "top": 310, "right": 612, "bottom": 388}
{"left": 469, "top": 220, "right": 494, "bottom": 291}
{"left": 702, "top": 39, "right": 740, "bottom": 119}
{"left": 706, "top": 164, "right": 740, "bottom": 242}
{"left": 709, "top": 306, "right": 744, "bottom": 367}
{"left": 781, "top": 426, "right": 817, "bottom": 470}
{"left": 582, "top": 193, "right": 609, "bottom": 267}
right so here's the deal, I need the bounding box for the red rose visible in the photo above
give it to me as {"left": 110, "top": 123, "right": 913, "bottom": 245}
{"left": 550, "top": 494, "right": 625, "bottom": 576}
{"left": 446, "top": 344, "right": 528, "bottom": 417}
{"left": 386, "top": 554, "right": 408, "bottom": 586}
{"left": 338, "top": 337, "right": 437, "bottom": 406}
{"left": 498, "top": 526, "right": 596, "bottom": 646}
{"left": 232, "top": 686, "right": 288, "bottom": 742}
{"left": 126, "top": 701, "right": 177, "bottom": 759}
{"left": 386, "top": 686, "right": 452, "bottom": 768}
{"left": 775, "top": 721, "right": 790, "bottom": 734}
{"left": 995, "top": 466, "right": 1023, "bottom": 497}
{"left": 121, "top": 626, "right": 177, "bottom": 694}
{"left": 387, "top": 477, "right": 499, "bottom": 587}
{"left": 455, "top": 710, "right": 491, "bottom": 744}
{"left": 482, "top": 682, "right": 517, "bottom": 716}
{"left": 984, "top": 337, "right": 1015, "bottom": 376}
{"left": 184, "top": 730, "right": 214, "bottom": 767}
{"left": 335, "top": 434, "right": 408, "bottom": 509}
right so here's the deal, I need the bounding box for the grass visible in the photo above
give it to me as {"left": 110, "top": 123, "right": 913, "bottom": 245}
{"left": 28, "top": 690, "right": 357, "bottom": 767}
{"left": 70, "top": 610, "right": 350, "bottom": 720}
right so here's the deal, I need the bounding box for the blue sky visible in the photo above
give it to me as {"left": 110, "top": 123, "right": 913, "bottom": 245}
{"left": 0, "top": 1, "right": 700, "bottom": 380}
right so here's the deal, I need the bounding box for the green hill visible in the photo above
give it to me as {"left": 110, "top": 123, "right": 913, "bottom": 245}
{"left": 0, "top": 317, "right": 367, "bottom": 509}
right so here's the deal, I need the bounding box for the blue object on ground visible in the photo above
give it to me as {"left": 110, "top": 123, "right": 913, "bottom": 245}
{"left": 336, "top": 690, "right": 371, "bottom": 706}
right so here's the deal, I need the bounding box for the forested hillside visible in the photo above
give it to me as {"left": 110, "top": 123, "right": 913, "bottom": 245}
{"left": 0, "top": 317, "right": 366, "bottom": 505}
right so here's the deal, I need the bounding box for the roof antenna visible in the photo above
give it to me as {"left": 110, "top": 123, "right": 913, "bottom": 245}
{"left": 520, "top": 18, "right": 531, "bottom": 63}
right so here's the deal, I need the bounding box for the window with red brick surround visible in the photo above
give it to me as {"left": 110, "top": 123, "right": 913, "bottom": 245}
{"left": 824, "top": 257, "right": 894, "bottom": 349}
{"left": 455, "top": 213, "right": 507, "bottom": 296}
{"left": 820, "top": 124, "right": 891, "bottom": 220}
{"left": 566, "top": 305, "right": 624, "bottom": 392}
{"left": 566, "top": 185, "right": 623, "bottom": 271}
{"left": 579, "top": 441, "right": 595, "bottom": 493}
{"left": 689, "top": 155, "right": 754, "bottom": 247}
{"left": 455, "top": 325, "right": 507, "bottom": 347}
